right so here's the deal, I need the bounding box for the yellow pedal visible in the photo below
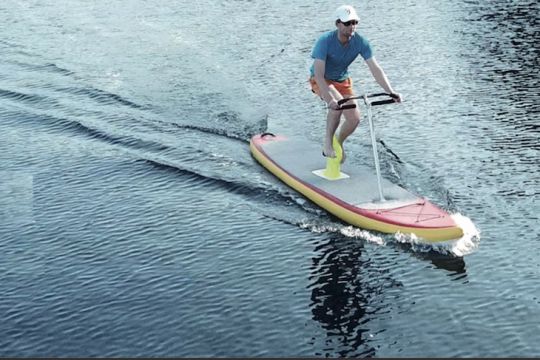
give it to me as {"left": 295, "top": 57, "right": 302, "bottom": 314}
{"left": 314, "top": 136, "right": 348, "bottom": 180}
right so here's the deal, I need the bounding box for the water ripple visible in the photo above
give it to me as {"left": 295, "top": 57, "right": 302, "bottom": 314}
{"left": 1, "top": 0, "right": 539, "bottom": 357}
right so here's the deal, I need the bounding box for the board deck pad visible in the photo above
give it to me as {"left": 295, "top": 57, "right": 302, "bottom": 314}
{"left": 250, "top": 134, "right": 464, "bottom": 242}
{"left": 262, "top": 136, "right": 419, "bottom": 207}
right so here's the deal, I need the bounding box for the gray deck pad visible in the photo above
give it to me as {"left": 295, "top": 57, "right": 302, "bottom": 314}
{"left": 262, "top": 137, "right": 420, "bottom": 209}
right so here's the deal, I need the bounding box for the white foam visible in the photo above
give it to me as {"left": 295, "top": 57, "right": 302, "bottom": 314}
{"left": 392, "top": 212, "right": 481, "bottom": 256}
{"left": 446, "top": 213, "right": 481, "bottom": 256}
{"left": 299, "top": 212, "right": 480, "bottom": 257}
{"left": 340, "top": 226, "right": 387, "bottom": 246}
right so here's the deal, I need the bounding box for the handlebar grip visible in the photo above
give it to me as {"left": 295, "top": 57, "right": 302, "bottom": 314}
{"left": 336, "top": 93, "right": 398, "bottom": 107}
{"left": 371, "top": 99, "right": 396, "bottom": 106}
{"left": 368, "top": 93, "right": 399, "bottom": 106}
{"left": 337, "top": 104, "right": 357, "bottom": 110}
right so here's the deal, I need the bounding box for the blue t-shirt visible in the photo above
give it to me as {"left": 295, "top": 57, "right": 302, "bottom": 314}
{"left": 310, "top": 30, "right": 373, "bottom": 82}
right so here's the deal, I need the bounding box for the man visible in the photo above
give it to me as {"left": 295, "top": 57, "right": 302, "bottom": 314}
{"left": 309, "top": 4, "right": 402, "bottom": 162}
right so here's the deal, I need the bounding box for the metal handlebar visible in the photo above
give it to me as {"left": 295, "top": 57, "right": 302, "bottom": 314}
{"left": 363, "top": 93, "right": 399, "bottom": 106}
{"left": 336, "top": 93, "right": 398, "bottom": 110}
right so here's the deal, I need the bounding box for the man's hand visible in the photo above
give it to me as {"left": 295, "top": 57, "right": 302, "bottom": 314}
{"left": 328, "top": 98, "right": 340, "bottom": 110}
{"left": 390, "top": 92, "right": 403, "bottom": 103}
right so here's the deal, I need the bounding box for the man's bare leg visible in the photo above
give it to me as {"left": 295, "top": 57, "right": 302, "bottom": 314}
{"left": 336, "top": 100, "right": 361, "bottom": 163}
{"left": 323, "top": 109, "right": 341, "bottom": 158}
{"left": 323, "top": 86, "right": 345, "bottom": 158}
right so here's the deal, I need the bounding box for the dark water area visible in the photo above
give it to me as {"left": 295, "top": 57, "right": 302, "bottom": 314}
{"left": 0, "top": 0, "right": 538, "bottom": 357}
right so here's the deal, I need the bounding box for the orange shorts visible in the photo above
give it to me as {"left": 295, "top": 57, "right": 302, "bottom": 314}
{"left": 309, "top": 76, "right": 355, "bottom": 97}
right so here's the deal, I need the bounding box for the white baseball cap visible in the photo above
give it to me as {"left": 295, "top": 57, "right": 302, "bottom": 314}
{"left": 334, "top": 5, "right": 360, "bottom": 22}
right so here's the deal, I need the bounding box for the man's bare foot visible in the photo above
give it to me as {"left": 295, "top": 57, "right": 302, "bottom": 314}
{"left": 323, "top": 142, "right": 336, "bottom": 158}
{"left": 322, "top": 149, "right": 336, "bottom": 158}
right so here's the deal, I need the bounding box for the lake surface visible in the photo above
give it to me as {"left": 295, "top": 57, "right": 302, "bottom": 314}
{"left": 0, "top": 0, "right": 538, "bottom": 357}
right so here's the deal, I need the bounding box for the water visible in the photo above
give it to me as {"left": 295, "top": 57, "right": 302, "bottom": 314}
{"left": 0, "top": 0, "right": 538, "bottom": 357}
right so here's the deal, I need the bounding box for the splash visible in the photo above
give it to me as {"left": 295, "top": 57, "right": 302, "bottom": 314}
{"left": 300, "top": 212, "right": 480, "bottom": 257}
{"left": 425, "top": 213, "right": 480, "bottom": 257}
{"left": 339, "top": 226, "right": 387, "bottom": 246}
{"left": 391, "top": 212, "right": 480, "bottom": 256}
{"left": 447, "top": 213, "right": 481, "bottom": 256}
{"left": 298, "top": 221, "right": 387, "bottom": 246}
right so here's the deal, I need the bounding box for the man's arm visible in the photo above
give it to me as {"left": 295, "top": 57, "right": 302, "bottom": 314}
{"left": 313, "top": 59, "right": 339, "bottom": 109}
{"left": 366, "top": 57, "right": 402, "bottom": 102}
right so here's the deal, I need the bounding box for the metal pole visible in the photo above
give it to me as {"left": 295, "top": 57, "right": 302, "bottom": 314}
{"left": 364, "top": 95, "right": 385, "bottom": 202}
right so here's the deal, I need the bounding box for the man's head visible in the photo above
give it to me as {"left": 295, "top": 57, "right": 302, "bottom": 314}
{"left": 334, "top": 5, "right": 359, "bottom": 26}
{"left": 334, "top": 5, "right": 359, "bottom": 38}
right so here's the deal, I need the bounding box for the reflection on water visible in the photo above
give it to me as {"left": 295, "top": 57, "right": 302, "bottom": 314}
{"left": 430, "top": 254, "right": 466, "bottom": 278}
{"left": 308, "top": 236, "right": 375, "bottom": 357}
{"left": 307, "top": 235, "right": 468, "bottom": 356}
{"left": 408, "top": 246, "right": 467, "bottom": 278}
{"left": 1, "top": 0, "right": 539, "bottom": 356}
{"left": 307, "top": 235, "right": 405, "bottom": 357}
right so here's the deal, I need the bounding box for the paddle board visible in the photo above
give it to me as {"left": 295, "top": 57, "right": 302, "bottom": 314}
{"left": 250, "top": 133, "right": 463, "bottom": 242}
